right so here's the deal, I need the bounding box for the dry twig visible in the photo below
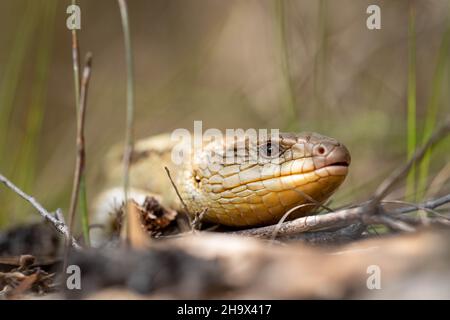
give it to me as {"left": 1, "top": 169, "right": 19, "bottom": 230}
{"left": 164, "top": 166, "right": 194, "bottom": 229}
{"left": 70, "top": 0, "right": 81, "bottom": 98}
{"left": 191, "top": 208, "right": 208, "bottom": 230}
{"left": 0, "top": 174, "right": 81, "bottom": 250}
{"left": 66, "top": 53, "right": 92, "bottom": 264}
{"left": 233, "top": 193, "right": 450, "bottom": 239}
{"left": 68, "top": 0, "right": 90, "bottom": 248}
{"left": 372, "top": 118, "right": 450, "bottom": 203}
{"left": 270, "top": 203, "right": 316, "bottom": 241}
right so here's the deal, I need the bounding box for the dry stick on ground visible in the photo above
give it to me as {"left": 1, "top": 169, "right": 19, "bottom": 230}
{"left": 270, "top": 203, "right": 316, "bottom": 241}
{"left": 233, "top": 193, "right": 450, "bottom": 238}
{"left": 234, "top": 119, "right": 450, "bottom": 238}
{"left": 117, "top": 0, "right": 135, "bottom": 243}
{"left": 277, "top": 223, "right": 367, "bottom": 244}
{"left": 66, "top": 53, "right": 93, "bottom": 260}
{"left": 0, "top": 174, "right": 81, "bottom": 250}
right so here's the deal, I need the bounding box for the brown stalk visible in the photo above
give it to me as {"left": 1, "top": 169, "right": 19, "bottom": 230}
{"left": 65, "top": 53, "right": 93, "bottom": 265}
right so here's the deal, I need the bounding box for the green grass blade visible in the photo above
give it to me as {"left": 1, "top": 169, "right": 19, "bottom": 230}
{"left": 79, "top": 174, "right": 90, "bottom": 245}
{"left": 118, "top": 0, "right": 135, "bottom": 241}
{"left": 417, "top": 25, "right": 450, "bottom": 201}
{"left": 406, "top": 6, "right": 417, "bottom": 202}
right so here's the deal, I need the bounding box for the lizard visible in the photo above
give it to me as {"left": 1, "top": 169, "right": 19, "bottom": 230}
{"left": 91, "top": 131, "right": 350, "bottom": 243}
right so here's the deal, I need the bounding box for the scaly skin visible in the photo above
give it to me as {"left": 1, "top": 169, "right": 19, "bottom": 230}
{"left": 96, "top": 132, "right": 351, "bottom": 227}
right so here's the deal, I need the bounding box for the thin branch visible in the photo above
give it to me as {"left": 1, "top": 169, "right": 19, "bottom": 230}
{"left": 372, "top": 212, "right": 416, "bottom": 232}
{"left": 164, "top": 166, "right": 193, "bottom": 227}
{"left": 233, "top": 205, "right": 363, "bottom": 238}
{"left": 118, "top": 0, "right": 135, "bottom": 243}
{"left": 392, "top": 193, "right": 450, "bottom": 215}
{"left": 192, "top": 208, "right": 208, "bottom": 230}
{"left": 271, "top": 203, "right": 315, "bottom": 241}
{"left": 66, "top": 53, "right": 92, "bottom": 257}
{"left": 70, "top": 0, "right": 90, "bottom": 247}
{"left": 71, "top": 0, "right": 81, "bottom": 101}
{"left": 394, "top": 214, "right": 450, "bottom": 227}
{"left": 55, "top": 208, "right": 66, "bottom": 225}
{"left": 67, "top": 53, "right": 92, "bottom": 227}
{"left": 382, "top": 199, "right": 448, "bottom": 220}
{"left": 0, "top": 174, "right": 81, "bottom": 250}
{"left": 372, "top": 118, "right": 450, "bottom": 203}
{"left": 292, "top": 189, "right": 334, "bottom": 213}
{"left": 232, "top": 193, "right": 450, "bottom": 239}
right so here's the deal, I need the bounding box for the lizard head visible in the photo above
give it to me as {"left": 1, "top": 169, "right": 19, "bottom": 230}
{"left": 182, "top": 132, "right": 351, "bottom": 226}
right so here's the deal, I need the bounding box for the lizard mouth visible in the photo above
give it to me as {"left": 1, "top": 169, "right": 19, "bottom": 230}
{"left": 320, "top": 160, "right": 349, "bottom": 177}
{"left": 327, "top": 161, "right": 350, "bottom": 167}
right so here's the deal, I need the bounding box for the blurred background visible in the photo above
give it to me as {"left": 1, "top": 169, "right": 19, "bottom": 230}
{"left": 0, "top": 0, "right": 449, "bottom": 229}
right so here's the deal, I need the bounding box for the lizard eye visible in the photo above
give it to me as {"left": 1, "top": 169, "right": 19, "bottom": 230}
{"left": 317, "top": 146, "right": 326, "bottom": 155}
{"left": 314, "top": 145, "right": 328, "bottom": 156}
{"left": 259, "top": 141, "right": 281, "bottom": 159}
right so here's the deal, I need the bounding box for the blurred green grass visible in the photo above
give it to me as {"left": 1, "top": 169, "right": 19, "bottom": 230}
{"left": 417, "top": 19, "right": 450, "bottom": 202}
{"left": 406, "top": 5, "right": 417, "bottom": 202}
{"left": 0, "top": 0, "right": 57, "bottom": 225}
{"left": 0, "top": 1, "right": 39, "bottom": 173}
